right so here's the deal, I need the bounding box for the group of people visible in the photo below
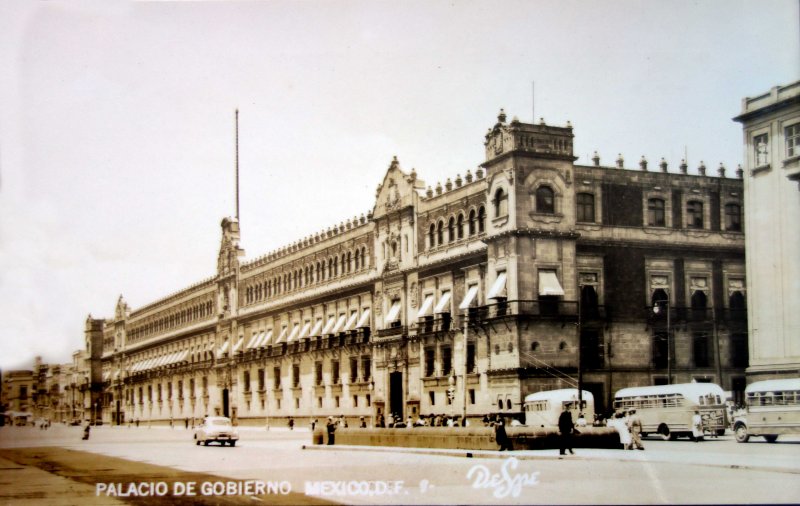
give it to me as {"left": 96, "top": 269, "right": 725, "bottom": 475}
{"left": 605, "top": 409, "right": 645, "bottom": 450}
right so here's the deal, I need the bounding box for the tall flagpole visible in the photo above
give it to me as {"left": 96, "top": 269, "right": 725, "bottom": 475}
{"left": 235, "top": 109, "right": 240, "bottom": 223}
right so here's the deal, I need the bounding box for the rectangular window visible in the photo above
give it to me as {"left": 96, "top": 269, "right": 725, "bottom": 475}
{"left": 315, "top": 362, "right": 323, "bottom": 385}
{"left": 693, "top": 332, "right": 711, "bottom": 368}
{"left": 787, "top": 124, "right": 800, "bottom": 158}
{"left": 362, "top": 356, "right": 371, "bottom": 381}
{"left": 442, "top": 346, "right": 452, "bottom": 377}
{"left": 189, "top": 379, "right": 195, "bottom": 398}
{"left": 332, "top": 361, "right": 340, "bottom": 384}
{"left": 647, "top": 198, "right": 666, "bottom": 227}
{"left": 429, "top": 391, "right": 436, "bottom": 405}
{"left": 168, "top": 382, "right": 173, "bottom": 400}
{"left": 754, "top": 133, "right": 769, "bottom": 166}
{"left": 177, "top": 380, "right": 183, "bottom": 400}
{"left": 686, "top": 201, "right": 704, "bottom": 228}
{"left": 349, "top": 356, "right": 358, "bottom": 383}
{"left": 292, "top": 364, "right": 300, "bottom": 388}
{"left": 243, "top": 371, "right": 251, "bottom": 392}
{"left": 273, "top": 367, "right": 281, "bottom": 389}
{"left": 257, "top": 369, "right": 265, "bottom": 391}
{"left": 425, "top": 347, "right": 435, "bottom": 377}
{"left": 576, "top": 193, "right": 595, "bottom": 222}
{"left": 724, "top": 203, "right": 742, "bottom": 232}
{"left": 466, "top": 342, "right": 476, "bottom": 374}
{"left": 653, "top": 332, "right": 669, "bottom": 369}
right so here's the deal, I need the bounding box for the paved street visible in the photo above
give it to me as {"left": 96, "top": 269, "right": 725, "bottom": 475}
{"left": 1, "top": 424, "right": 798, "bottom": 504}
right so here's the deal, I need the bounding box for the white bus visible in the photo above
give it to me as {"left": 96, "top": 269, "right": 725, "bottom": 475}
{"left": 523, "top": 389, "right": 594, "bottom": 427}
{"left": 733, "top": 378, "right": 800, "bottom": 443}
{"left": 613, "top": 383, "right": 726, "bottom": 440}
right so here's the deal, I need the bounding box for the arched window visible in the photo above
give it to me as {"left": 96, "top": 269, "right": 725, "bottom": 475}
{"left": 687, "top": 200, "right": 704, "bottom": 228}
{"left": 468, "top": 209, "right": 476, "bottom": 236}
{"left": 448, "top": 217, "right": 455, "bottom": 243}
{"left": 457, "top": 213, "right": 464, "bottom": 239}
{"left": 535, "top": 186, "right": 555, "bottom": 214}
{"left": 725, "top": 203, "right": 742, "bottom": 231}
{"left": 437, "top": 220, "right": 444, "bottom": 245}
{"left": 361, "top": 247, "right": 367, "bottom": 268}
{"left": 494, "top": 187, "right": 508, "bottom": 217}
{"left": 328, "top": 258, "right": 334, "bottom": 278}
{"left": 428, "top": 224, "right": 435, "bottom": 249}
{"left": 334, "top": 257, "right": 339, "bottom": 277}
{"left": 355, "top": 249, "right": 361, "bottom": 270}
{"left": 651, "top": 288, "right": 668, "bottom": 307}
{"left": 576, "top": 193, "right": 595, "bottom": 222}
{"left": 346, "top": 252, "right": 352, "bottom": 272}
{"left": 647, "top": 198, "right": 666, "bottom": 227}
{"left": 477, "top": 206, "right": 486, "bottom": 233}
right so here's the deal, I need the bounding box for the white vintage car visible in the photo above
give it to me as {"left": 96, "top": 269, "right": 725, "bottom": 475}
{"left": 193, "top": 416, "right": 239, "bottom": 446}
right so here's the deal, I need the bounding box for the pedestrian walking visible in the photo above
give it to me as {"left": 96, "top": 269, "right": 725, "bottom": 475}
{"left": 627, "top": 409, "right": 645, "bottom": 450}
{"left": 326, "top": 416, "right": 336, "bottom": 445}
{"left": 691, "top": 410, "right": 704, "bottom": 442}
{"left": 82, "top": 420, "right": 91, "bottom": 440}
{"left": 359, "top": 416, "right": 366, "bottom": 428}
{"left": 184, "top": 417, "right": 189, "bottom": 429}
{"left": 608, "top": 412, "right": 631, "bottom": 450}
{"left": 288, "top": 417, "right": 295, "bottom": 430}
{"left": 558, "top": 405, "right": 575, "bottom": 455}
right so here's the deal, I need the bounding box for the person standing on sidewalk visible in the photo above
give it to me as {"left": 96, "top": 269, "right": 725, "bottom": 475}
{"left": 558, "top": 405, "right": 575, "bottom": 455}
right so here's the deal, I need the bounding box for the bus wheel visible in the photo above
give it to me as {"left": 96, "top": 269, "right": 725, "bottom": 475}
{"left": 764, "top": 435, "right": 778, "bottom": 443}
{"left": 716, "top": 429, "right": 725, "bottom": 437}
{"left": 658, "top": 424, "right": 675, "bottom": 441}
{"left": 734, "top": 423, "right": 749, "bottom": 443}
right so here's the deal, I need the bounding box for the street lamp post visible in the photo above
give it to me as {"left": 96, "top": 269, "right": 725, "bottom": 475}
{"left": 653, "top": 298, "right": 671, "bottom": 384}
{"left": 577, "top": 285, "right": 583, "bottom": 408}
{"left": 462, "top": 309, "right": 469, "bottom": 425}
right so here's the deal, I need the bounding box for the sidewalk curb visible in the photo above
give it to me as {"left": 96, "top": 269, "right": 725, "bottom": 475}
{"left": 300, "top": 443, "right": 800, "bottom": 475}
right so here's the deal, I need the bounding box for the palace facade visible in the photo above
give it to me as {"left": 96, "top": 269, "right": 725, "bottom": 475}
{"left": 91, "top": 111, "right": 748, "bottom": 427}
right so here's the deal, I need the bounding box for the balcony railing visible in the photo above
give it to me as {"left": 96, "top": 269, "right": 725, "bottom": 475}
{"left": 647, "top": 306, "right": 748, "bottom": 325}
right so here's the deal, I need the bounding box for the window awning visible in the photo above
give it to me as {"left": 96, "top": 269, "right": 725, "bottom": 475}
{"left": 298, "top": 322, "right": 311, "bottom": 340}
{"left": 247, "top": 332, "right": 262, "bottom": 349}
{"left": 174, "top": 350, "right": 188, "bottom": 363}
{"left": 434, "top": 291, "right": 452, "bottom": 313}
{"left": 287, "top": 324, "right": 301, "bottom": 342}
{"left": 217, "top": 340, "right": 230, "bottom": 357}
{"left": 331, "top": 314, "right": 347, "bottom": 334}
{"left": 232, "top": 336, "right": 244, "bottom": 353}
{"left": 258, "top": 329, "right": 273, "bottom": 347}
{"left": 459, "top": 285, "right": 480, "bottom": 310}
{"left": 310, "top": 319, "right": 323, "bottom": 337}
{"left": 343, "top": 312, "right": 358, "bottom": 332}
{"left": 539, "top": 270, "right": 565, "bottom": 296}
{"left": 385, "top": 301, "right": 402, "bottom": 322}
{"left": 103, "top": 371, "right": 110, "bottom": 381}
{"left": 275, "top": 327, "right": 289, "bottom": 344}
{"left": 487, "top": 272, "right": 507, "bottom": 299}
{"left": 417, "top": 294, "right": 434, "bottom": 317}
{"left": 356, "top": 308, "right": 371, "bottom": 328}
{"left": 321, "top": 316, "right": 336, "bottom": 335}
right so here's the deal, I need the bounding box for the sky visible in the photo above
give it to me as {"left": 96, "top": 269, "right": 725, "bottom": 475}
{"left": 0, "top": 0, "right": 797, "bottom": 371}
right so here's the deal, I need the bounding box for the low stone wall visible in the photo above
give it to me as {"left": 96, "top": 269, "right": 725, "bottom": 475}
{"left": 312, "top": 426, "right": 621, "bottom": 450}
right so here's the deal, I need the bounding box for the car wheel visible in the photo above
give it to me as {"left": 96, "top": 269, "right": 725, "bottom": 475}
{"left": 195, "top": 439, "right": 200, "bottom": 446}
{"left": 764, "top": 435, "right": 778, "bottom": 443}
{"left": 658, "top": 424, "right": 675, "bottom": 441}
{"left": 204, "top": 440, "right": 209, "bottom": 446}
{"left": 230, "top": 440, "right": 236, "bottom": 447}
{"left": 734, "top": 423, "right": 749, "bottom": 443}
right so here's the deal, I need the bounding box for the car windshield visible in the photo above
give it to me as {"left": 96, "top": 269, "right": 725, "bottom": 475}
{"left": 208, "top": 419, "right": 231, "bottom": 427}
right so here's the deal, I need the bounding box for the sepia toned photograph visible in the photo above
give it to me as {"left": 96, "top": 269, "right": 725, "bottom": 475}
{"left": 1, "top": 1, "right": 798, "bottom": 504}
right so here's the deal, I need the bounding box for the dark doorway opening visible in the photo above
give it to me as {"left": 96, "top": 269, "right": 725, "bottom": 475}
{"left": 222, "top": 388, "right": 230, "bottom": 418}
{"left": 389, "top": 372, "right": 403, "bottom": 421}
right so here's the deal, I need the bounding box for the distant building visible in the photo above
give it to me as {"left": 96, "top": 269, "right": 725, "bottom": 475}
{"left": 91, "top": 111, "right": 748, "bottom": 426}
{"left": 734, "top": 80, "right": 800, "bottom": 382}
{"left": 1, "top": 370, "right": 35, "bottom": 424}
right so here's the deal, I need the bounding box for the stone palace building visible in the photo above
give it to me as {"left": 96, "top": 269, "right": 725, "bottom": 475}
{"left": 90, "top": 111, "right": 748, "bottom": 427}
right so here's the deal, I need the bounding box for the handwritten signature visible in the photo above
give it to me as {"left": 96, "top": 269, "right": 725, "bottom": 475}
{"left": 466, "top": 457, "right": 540, "bottom": 499}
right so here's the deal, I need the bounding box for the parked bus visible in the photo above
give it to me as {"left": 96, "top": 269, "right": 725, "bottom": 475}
{"left": 733, "top": 378, "right": 800, "bottom": 443}
{"left": 523, "top": 389, "right": 594, "bottom": 427}
{"left": 613, "top": 383, "right": 726, "bottom": 440}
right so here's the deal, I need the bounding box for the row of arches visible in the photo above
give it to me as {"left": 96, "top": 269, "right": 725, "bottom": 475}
{"left": 427, "top": 206, "right": 486, "bottom": 249}
{"left": 244, "top": 246, "right": 370, "bottom": 305}
{"left": 129, "top": 300, "right": 215, "bottom": 342}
